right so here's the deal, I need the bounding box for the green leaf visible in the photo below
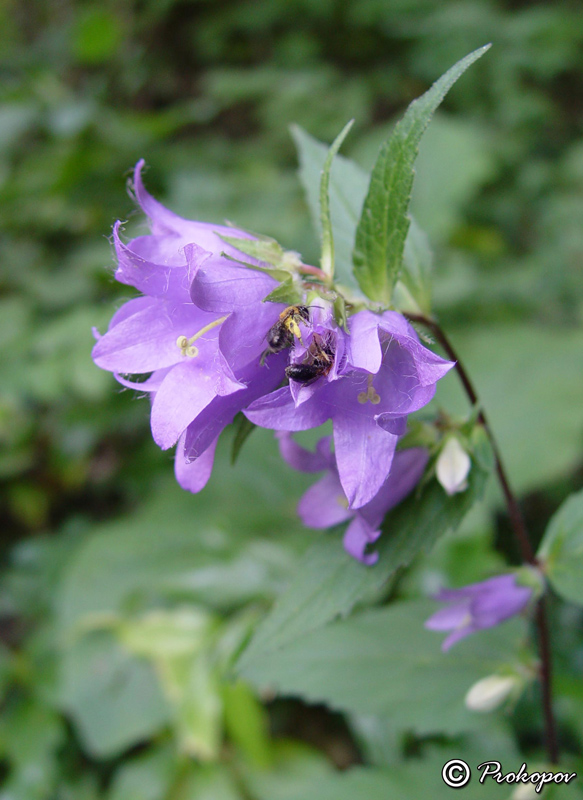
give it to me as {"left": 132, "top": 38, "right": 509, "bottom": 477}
{"left": 320, "top": 120, "right": 355, "bottom": 277}
{"left": 352, "top": 45, "right": 491, "bottom": 304}
{"left": 222, "top": 680, "right": 272, "bottom": 768}
{"left": 239, "top": 453, "right": 490, "bottom": 674}
{"left": 241, "top": 600, "right": 527, "bottom": 736}
{"left": 231, "top": 413, "right": 257, "bottom": 465}
{"left": 108, "top": 746, "right": 176, "bottom": 800}
{"left": 291, "top": 125, "right": 369, "bottom": 291}
{"left": 538, "top": 489, "right": 583, "bottom": 605}
{"left": 398, "top": 216, "right": 433, "bottom": 315}
{"left": 435, "top": 323, "right": 583, "bottom": 493}
{"left": 264, "top": 749, "right": 526, "bottom": 800}
{"left": 59, "top": 631, "right": 169, "bottom": 758}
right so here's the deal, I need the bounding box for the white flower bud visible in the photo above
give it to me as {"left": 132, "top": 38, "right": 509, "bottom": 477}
{"left": 436, "top": 436, "right": 471, "bottom": 495}
{"left": 465, "top": 674, "right": 520, "bottom": 712}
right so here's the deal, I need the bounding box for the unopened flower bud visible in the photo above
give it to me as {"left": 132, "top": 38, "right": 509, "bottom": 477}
{"left": 436, "top": 436, "right": 471, "bottom": 495}
{"left": 465, "top": 674, "right": 521, "bottom": 712}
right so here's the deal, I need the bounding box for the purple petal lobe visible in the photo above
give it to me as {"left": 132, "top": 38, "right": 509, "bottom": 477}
{"left": 113, "top": 223, "right": 205, "bottom": 302}
{"left": 343, "top": 517, "right": 381, "bottom": 566}
{"left": 347, "top": 311, "right": 383, "bottom": 373}
{"left": 174, "top": 433, "right": 218, "bottom": 493}
{"left": 298, "top": 472, "right": 352, "bottom": 528}
{"left": 190, "top": 259, "right": 277, "bottom": 312}
{"left": 219, "top": 302, "right": 284, "bottom": 370}
{"left": 333, "top": 413, "right": 398, "bottom": 509}
{"left": 151, "top": 361, "right": 222, "bottom": 449}
{"left": 245, "top": 387, "right": 329, "bottom": 431}
{"left": 92, "top": 297, "right": 220, "bottom": 374}
{"left": 276, "top": 432, "right": 333, "bottom": 473}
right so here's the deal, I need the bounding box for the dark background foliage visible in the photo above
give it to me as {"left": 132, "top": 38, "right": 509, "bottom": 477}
{"left": 1, "top": 1, "right": 583, "bottom": 797}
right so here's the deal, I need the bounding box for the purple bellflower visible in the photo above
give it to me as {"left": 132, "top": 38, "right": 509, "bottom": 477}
{"left": 93, "top": 161, "right": 453, "bottom": 506}
{"left": 277, "top": 432, "right": 429, "bottom": 565}
{"left": 247, "top": 309, "right": 453, "bottom": 509}
{"left": 92, "top": 161, "right": 287, "bottom": 491}
{"left": 424, "top": 574, "right": 534, "bottom": 651}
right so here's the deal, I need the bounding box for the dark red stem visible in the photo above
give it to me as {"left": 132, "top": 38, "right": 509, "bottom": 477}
{"left": 405, "top": 312, "right": 559, "bottom": 764}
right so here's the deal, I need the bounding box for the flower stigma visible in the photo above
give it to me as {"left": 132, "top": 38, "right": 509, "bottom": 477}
{"left": 176, "top": 316, "right": 228, "bottom": 358}
{"left": 358, "top": 374, "right": 381, "bottom": 405}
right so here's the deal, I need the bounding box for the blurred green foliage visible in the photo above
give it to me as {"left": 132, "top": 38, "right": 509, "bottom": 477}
{"left": 2, "top": 0, "right": 583, "bottom": 797}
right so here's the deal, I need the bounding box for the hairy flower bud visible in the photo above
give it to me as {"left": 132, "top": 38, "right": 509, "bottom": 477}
{"left": 465, "top": 674, "right": 521, "bottom": 712}
{"left": 436, "top": 436, "right": 471, "bottom": 495}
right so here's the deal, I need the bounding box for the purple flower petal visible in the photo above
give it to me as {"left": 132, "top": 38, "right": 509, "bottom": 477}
{"left": 276, "top": 432, "right": 333, "bottom": 473}
{"left": 343, "top": 517, "right": 381, "bottom": 566}
{"left": 245, "top": 386, "right": 329, "bottom": 431}
{"left": 92, "top": 297, "right": 221, "bottom": 374}
{"left": 333, "top": 412, "right": 398, "bottom": 509}
{"left": 425, "top": 573, "right": 534, "bottom": 651}
{"left": 218, "top": 302, "right": 285, "bottom": 370}
{"left": 361, "top": 447, "right": 429, "bottom": 528}
{"left": 183, "top": 352, "right": 287, "bottom": 460}
{"left": 298, "top": 472, "right": 352, "bottom": 529}
{"left": 151, "top": 359, "right": 241, "bottom": 449}
{"left": 113, "top": 223, "right": 205, "bottom": 302}
{"left": 347, "top": 310, "right": 383, "bottom": 374}
{"left": 114, "top": 367, "right": 172, "bottom": 393}
{"left": 190, "top": 258, "right": 277, "bottom": 312}
{"left": 174, "top": 433, "right": 218, "bottom": 493}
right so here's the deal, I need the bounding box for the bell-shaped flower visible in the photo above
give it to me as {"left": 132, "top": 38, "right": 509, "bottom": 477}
{"left": 424, "top": 573, "right": 534, "bottom": 651}
{"left": 247, "top": 310, "right": 454, "bottom": 509}
{"left": 92, "top": 161, "right": 287, "bottom": 490}
{"left": 277, "top": 433, "right": 429, "bottom": 564}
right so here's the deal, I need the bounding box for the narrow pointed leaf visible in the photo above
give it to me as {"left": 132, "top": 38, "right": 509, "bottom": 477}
{"left": 353, "top": 44, "right": 491, "bottom": 303}
{"left": 291, "top": 125, "right": 369, "bottom": 291}
{"left": 320, "top": 120, "right": 355, "bottom": 278}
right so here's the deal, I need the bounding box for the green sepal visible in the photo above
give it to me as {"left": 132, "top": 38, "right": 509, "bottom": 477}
{"left": 262, "top": 276, "right": 304, "bottom": 306}
{"left": 320, "top": 119, "right": 355, "bottom": 278}
{"left": 231, "top": 413, "right": 257, "bottom": 466}
{"left": 220, "top": 251, "right": 291, "bottom": 284}
{"left": 352, "top": 44, "right": 491, "bottom": 304}
{"left": 220, "top": 234, "right": 287, "bottom": 268}
{"left": 333, "top": 294, "right": 349, "bottom": 332}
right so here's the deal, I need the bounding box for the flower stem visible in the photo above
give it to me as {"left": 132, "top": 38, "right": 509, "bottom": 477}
{"left": 405, "top": 312, "right": 559, "bottom": 764}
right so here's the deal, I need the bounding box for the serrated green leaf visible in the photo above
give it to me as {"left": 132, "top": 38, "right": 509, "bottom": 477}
{"left": 320, "top": 120, "right": 355, "bottom": 278}
{"left": 538, "top": 489, "right": 583, "bottom": 605}
{"left": 352, "top": 45, "right": 491, "bottom": 304}
{"left": 241, "top": 600, "right": 526, "bottom": 735}
{"left": 398, "top": 216, "right": 433, "bottom": 314}
{"left": 291, "top": 125, "right": 369, "bottom": 291}
{"left": 238, "top": 454, "right": 490, "bottom": 673}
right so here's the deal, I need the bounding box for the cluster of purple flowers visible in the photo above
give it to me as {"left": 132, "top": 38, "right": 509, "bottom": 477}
{"left": 93, "top": 161, "right": 455, "bottom": 562}
{"left": 93, "top": 161, "right": 541, "bottom": 649}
